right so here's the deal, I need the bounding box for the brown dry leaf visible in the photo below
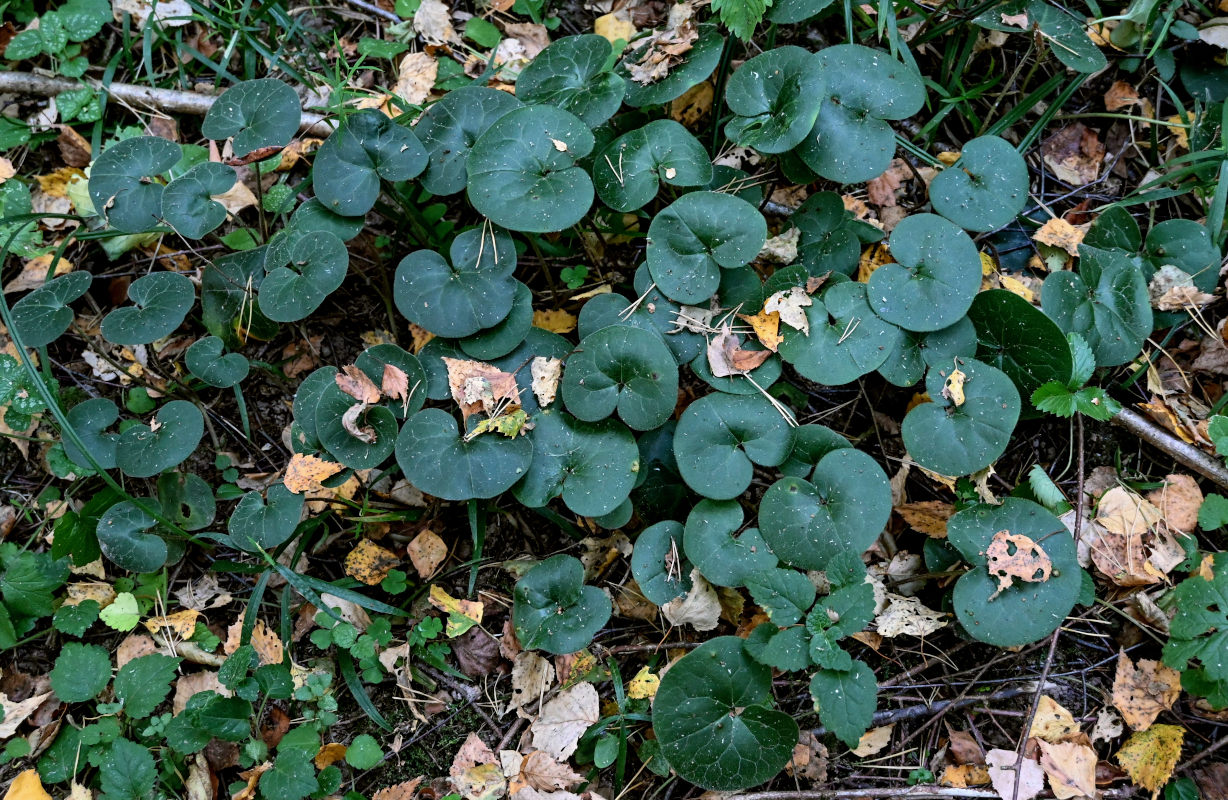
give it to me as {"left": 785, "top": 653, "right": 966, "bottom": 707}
{"left": 371, "top": 778, "right": 425, "bottom": 800}
{"left": 173, "top": 671, "right": 231, "bottom": 715}
{"left": 1104, "top": 80, "right": 1141, "bottom": 111}
{"left": 143, "top": 609, "right": 200, "bottom": 639}
{"left": 382, "top": 364, "right": 412, "bottom": 411}
{"left": 764, "top": 286, "right": 812, "bottom": 335}
{"left": 0, "top": 692, "right": 52, "bottom": 738}
{"left": 249, "top": 619, "right": 284, "bottom": 665}
{"left": 623, "top": 2, "right": 699, "bottom": 85}
{"left": 284, "top": 453, "right": 345, "bottom": 494}
{"left": 1112, "top": 650, "right": 1181, "bottom": 732}
{"left": 1093, "top": 486, "right": 1175, "bottom": 586}
{"left": 314, "top": 743, "right": 348, "bottom": 769}
{"left": 896, "top": 501, "right": 953, "bottom": 538}
{"left": 941, "top": 764, "right": 992, "bottom": 787}
{"left": 1041, "top": 123, "right": 1105, "bottom": 186}
{"left": 875, "top": 593, "right": 948, "bottom": 638}
{"left": 706, "top": 325, "right": 770, "bottom": 377}
{"left": 450, "top": 733, "right": 505, "bottom": 800}
{"left": 867, "top": 161, "right": 910, "bottom": 208}
{"left": 407, "top": 529, "right": 447, "bottom": 579}
{"left": 1193, "top": 762, "right": 1228, "bottom": 800}
{"left": 393, "top": 52, "right": 437, "bottom": 106}
{"left": 1146, "top": 474, "right": 1202, "bottom": 534}
{"left": 414, "top": 0, "right": 459, "bottom": 44}
{"left": 738, "top": 310, "right": 783, "bottom": 352}
{"left": 669, "top": 80, "right": 714, "bottom": 126}
{"left": 116, "top": 633, "right": 159, "bottom": 668}
{"left": 0, "top": 157, "right": 13, "bottom": 184}
{"left": 232, "top": 762, "right": 271, "bottom": 800}
{"left": 1033, "top": 217, "right": 1086, "bottom": 257}
{"left": 787, "top": 731, "right": 829, "bottom": 782}
{"left": 530, "top": 682, "right": 600, "bottom": 760}
{"left": 985, "top": 530, "right": 1052, "bottom": 598}
{"left": 336, "top": 364, "right": 381, "bottom": 404}
{"left": 4, "top": 253, "right": 73, "bottom": 294}
{"left": 344, "top": 539, "right": 400, "bottom": 586}
{"left": 851, "top": 724, "right": 894, "bottom": 757}
{"left": 1029, "top": 695, "right": 1080, "bottom": 743}
{"left": 65, "top": 581, "right": 117, "bottom": 607}
{"left": 947, "top": 726, "right": 985, "bottom": 765}
{"left": 56, "top": 127, "right": 92, "bottom": 167}
{"left": 530, "top": 356, "right": 562, "bottom": 408}
{"left": 1038, "top": 740, "right": 1097, "bottom": 800}
{"left": 858, "top": 242, "right": 894, "bottom": 282}
{"left": 532, "top": 309, "right": 577, "bottom": 334}
{"left": 519, "top": 751, "right": 584, "bottom": 792}
{"left": 986, "top": 749, "right": 1045, "bottom": 800}
{"left": 443, "top": 357, "right": 521, "bottom": 420}
{"left": 1116, "top": 724, "right": 1184, "bottom": 795}
{"left": 506, "top": 651, "right": 555, "bottom": 715}
{"left": 661, "top": 568, "right": 721, "bottom": 631}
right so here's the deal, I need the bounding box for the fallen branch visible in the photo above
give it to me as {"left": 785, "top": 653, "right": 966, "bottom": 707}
{"left": 810, "top": 683, "right": 1054, "bottom": 737}
{"left": 728, "top": 788, "right": 1140, "bottom": 800}
{"left": 0, "top": 71, "right": 336, "bottom": 136}
{"left": 1113, "top": 407, "right": 1228, "bottom": 490}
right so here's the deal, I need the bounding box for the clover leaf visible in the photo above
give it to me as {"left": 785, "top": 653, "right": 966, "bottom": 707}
{"left": 647, "top": 191, "right": 767, "bottom": 304}
{"left": 631, "top": 520, "right": 693, "bottom": 605}
{"left": 517, "top": 34, "right": 626, "bottom": 126}
{"left": 161, "top": 161, "right": 236, "bottom": 239}
{"left": 759, "top": 448, "right": 891, "bottom": 570}
{"left": 101, "top": 271, "right": 194, "bottom": 346}
{"left": 396, "top": 408, "right": 533, "bottom": 501}
{"left": 393, "top": 227, "right": 518, "bottom": 338}
{"left": 562, "top": 324, "right": 679, "bottom": 431}
{"left": 967, "top": 289, "right": 1073, "bottom": 405}
{"left": 683, "top": 499, "right": 778, "bottom": 587}
{"left": 63, "top": 398, "right": 120, "bottom": 470}
{"left": 97, "top": 500, "right": 169, "bottom": 573}
{"left": 513, "top": 554, "right": 611, "bottom": 654}
{"left": 796, "top": 45, "right": 925, "bottom": 183}
{"left": 513, "top": 407, "right": 639, "bottom": 517}
{"left": 415, "top": 86, "right": 523, "bottom": 196}
{"left": 593, "top": 120, "right": 713, "bottom": 212}
{"left": 618, "top": 25, "right": 726, "bottom": 107}
{"left": 228, "top": 484, "right": 305, "bottom": 552}
{"left": 259, "top": 229, "right": 349, "bottom": 322}
{"left": 901, "top": 359, "right": 1020, "bottom": 477}
{"left": 654, "top": 636, "right": 798, "bottom": 792}
{"left": 675, "top": 393, "right": 794, "bottom": 500}
{"left": 467, "top": 105, "right": 595, "bottom": 233}
{"left": 1040, "top": 245, "right": 1152, "bottom": 367}
{"left": 777, "top": 281, "right": 902, "bottom": 385}
{"left": 116, "top": 400, "right": 204, "bottom": 478}
{"left": 947, "top": 498, "right": 1081, "bottom": 646}
{"left": 186, "top": 335, "right": 250, "bottom": 388}
{"left": 313, "top": 109, "right": 427, "bottom": 217}
{"left": 866, "top": 214, "right": 982, "bottom": 332}
{"left": 10, "top": 270, "right": 92, "bottom": 348}
{"left": 929, "top": 136, "right": 1028, "bottom": 232}
{"left": 88, "top": 135, "right": 181, "bottom": 232}
{"left": 201, "top": 78, "right": 301, "bottom": 158}
{"left": 725, "top": 46, "right": 824, "bottom": 153}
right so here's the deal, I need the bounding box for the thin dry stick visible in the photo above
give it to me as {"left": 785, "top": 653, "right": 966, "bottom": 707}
{"left": 1112, "top": 407, "right": 1228, "bottom": 489}
{"left": 726, "top": 789, "right": 1141, "bottom": 800}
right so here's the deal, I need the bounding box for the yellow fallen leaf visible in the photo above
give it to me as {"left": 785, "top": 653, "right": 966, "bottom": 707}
{"left": 627, "top": 667, "right": 659, "bottom": 699}
{"left": 0, "top": 157, "right": 14, "bottom": 185}
{"left": 4, "top": 253, "right": 73, "bottom": 294}
{"left": 533, "top": 308, "right": 577, "bottom": 334}
{"left": 314, "top": 743, "right": 348, "bottom": 769}
{"left": 1164, "top": 115, "right": 1189, "bottom": 150}
{"left": 467, "top": 408, "right": 532, "bottom": 439}
{"left": 1038, "top": 740, "right": 1097, "bottom": 800}
{"left": 1000, "top": 274, "right": 1035, "bottom": 303}
{"left": 65, "top": 581, "right": 117, "bottom": 607}
{"left": 143, "top": 609, "right": 201, "bottom": 639}
{"left": 4, "top": 770, "right": 51, "bottom": 800}
{"left": 594, "top": 11, "right": 636, "bottom": 45}
{"left": 36, "top": 167, "right": 84, "bottom": 198}
{"left": 738, "top": 310, "right": 783, "bottom": 352}
{"left": 940, "top": 763, "right": 991, "bottom": 787}
{"left": 851, "top": 724, "right": 894, "bottom": 757}
{"left": 284, "top": 453, "right": 345, "bottom": 495}
{"left": 429, "top": 585, "right": 483, "bottom": 637}
{"left": 344, "top": 539, "right": 400, "bottom": 586}
{"left": 1029, "top": 695, "right": 1080, "bottom": 743}
{"left": 942, "top": 368, "right": 967, "bottom": 406}
{"left": 1116, "top": 724, "right": 1184, "bottom": 795}
{"left": 857, "top": 243, "right": 893, "bottom": 282}
{"left": 1033, "top": 217, "right": 1086, "bottom": 257}
{"left": 979, "top": 251, "right": 996, "bottom": 276}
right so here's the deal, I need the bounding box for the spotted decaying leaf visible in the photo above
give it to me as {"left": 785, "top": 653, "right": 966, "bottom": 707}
{"left": 1093, "top": 486, "right": 1185, "bottom": 586}
{"left": 407, "top": 529, "right": 447, "bottom": 579}
{"left": 627, "top": 667, "right": 660, "bottom": 699}
{"left": 344, "top": 539, "right": 401, "bottom": 586}
{"left": 531, "top": 356, "right": 562, "bottom": 407}
{"left": 1037, "top": 740, "right": 1097, "bottom": 800}
{"left": 895, "top": 501, "right": 954, "bottom": 538}
{"left": 429, "top": 585, "right": 484, "bottom": 637}
{"left": 381, "top": 363, "right": 413, "bottom": 411}
{"left": 392, "top": 51, "right": 438, "bottom": 107}
{"left": 467, "top": 408, "right": 532, "bottom": 440}
{"left": 336, "top": 364, "right": 381, "bottom": 404}
{"left": 985, "top": 749, "right": 1045, "bottom": 800}
{"left": 942, "top": 367, "right": 967, "bottom": 406}
{"left": 623, "top": 2, "right": 699, "bottom": 85}
{"left": 284, "top": 453, "right": 345, "bottom": 494}
{"left": 1115, "top": 724, "right": 1185, "bottom": 794}
{"left": 1111, "top": 650, "right": 1182, "bottom": 732}
{"left": 738, "top": 309, "right": 783, "bottom": 352}
{"left": 984, "top": 530, "right": 1052, "bottom": 599}
{"left": 506, "top": 651, "right": 556, "bottom": 715}
{"left": 1032, "top": 217, "right": 1086, "bottom": 257}
{"left": 143, "top": 608, "right": 201, "bottom": 639}
{"left": 443, "top": 357, "right": 521, "bottom": 420}
{"left": 1029, "top": 695, "right": 1080, "bottom": 744}
{"left": 449, "top": 732, "right": 506, "bottom": 800}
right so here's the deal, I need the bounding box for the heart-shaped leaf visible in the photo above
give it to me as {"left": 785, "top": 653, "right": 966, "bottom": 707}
{"left": 777, "top": 281, "right": 902, "bottom": 385}
{"left": 767, "top": 0, "right": 836, "bottom": 23}
{"left": 1083, "top": 205, "right": 1141, "bottom": 252}
{"left": 88, "top": 136, "right": 181, "bottom": 232}
{"left": 867, "top": 214, "right": 982, "bottom": 332}
{"left": 291, "top": 367, "right": 337, "bottom": 445}
{"left": 396, "top": 408, "right": 533, "bottom": 501}
{"left": 64, "top": 397, "right": 120, "bottom": 470}
{"left": 513, "top": 554, "right": 611, "bottom": 655}
{"left": 313, "top": 384, "right": 398, "bottom": 469}
{"left": 562, "top": 324, "right": 679, "bottom": 431}
{"left": 116, "top": 400, "right": 204, "bottom": 478}
{"left": 809, "top": 660, "right": 877, "bottom": 748}
{"left": 97, "top": 500, "right": 169, "bottom": 573}
{"left": 631, "top": 520, "right": 693, "bottom": 605}
{"left": 458, "top": 280, "right": 533, "bottom": 360}
{"left": 186, "top": 335, "right": 250, "bottom": 389}
{"left": 796, "top": 45, "right": 925, "bottom": 183}
{"left": 725, "top": 46, "right": 824, "bottom": 153}
{"left": 967, "top": 289, "right": 1073, "bottom": 404}
{"left": 157, "top": 472, "right": 216, "bottom": 532}
{"left": 201, "top": 247, "right": 276, "bottom": 347}
{"left": 593, "top": 120, "right": 713, "bottom": 212}
{"left": 415, "top": 86, "right": 523, "bottom": 196}
{"left": 793, "top": 191, "right": 881, "bottom": 277}
{"left": 929, "top": 136, "right": 1028, "bottom": 232}
{"left": 10, "top": 271, "right": 92, "bottom": 347}
{"left": 101, "top": 271, "right": 194, "bottom": 346}
{"left": 947, "top": 498, "right": 1081, "bottom": 646}
{"left": 618, "top": 25, "right": 725, "bottom": 107}
{"left": 779, "top": 423, "right": 851, "bottom": 478}
{"left": 289, "top": 198, "right": 365, "bottom": 241}
{"left": 877, "top": 316, "right": 978, "bottom": 388}
{"left": 227, "top": 484, "right": 305, "bottom": 552}
{"left": 654, "top": 636, "right": 798, "bottom": 792}
{"left": 576, "top": 268, "right": 706, "bottom": 364}
{"left": 675, "top": 393, "right": 794, "bottom": 500}
{"left": 516, "top": 34, "right": 626, "bottom": 127}
{"left": 901, "top": 358, "right": 1020, "bottom": 476}
{"left": 353, "top": 343, "right": 428, "bottom": 419}
{"left": 1040, "top": 245, "right": 1152, "bottom": 367}
{"left": 759, "top": 448, "right": 891, "bottom": 570}
{"left": 683, "top": 499, "right": 778, "bottom": 587}
{"left": 466, "top": 105, "right": 595, "bottom": 233}
{"left": 258, "top": 229, "right": 349, "bottom": 322}
{"left": 313, "top": 109, "right": 427, "bottom": 217}
{"left": 393, "top": 228, "right": 518, "bottom": 339}
{"left": 161, "top": 161, "right": 236, "bottom": 239}
{"left": 201, "top": 78, "right": 301, "bottom": 158}
{"left": 1143, "top": 219, "right": 1220, "bottom": 292}
{"left": 513, "top": 407, "right": 639, "bottom": 517}
{"left": 647, "top": 191, "right": 767, "bottom": 304}
{"left": 1026, "top": 0, "right": 1107, "bottom": 73}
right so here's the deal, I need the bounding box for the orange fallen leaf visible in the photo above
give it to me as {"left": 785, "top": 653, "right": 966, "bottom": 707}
{"left": 533, "top": 308, "right": 578, "bottom": 334}
{"left": 143, "top": 609, "right": 201, "bottom": 639}
{"left": 1112, "top": 650, "right": 1181, "bottom": 731}
{"left": 336, "top": 364, "right": 381, "bottom": 404}
{"left": 344, "top": 539, "right": 400, "bottom": 586}
{"left": 407, "top": 529, "right": 447, "bottom": 579}
{"left": 1033, "top": 217, "right": 1086, "bottom": 257}
{"left": 985, "top": 530, "right": 1052, "bottom": 598}
{"left": 738, "top": 310, "right": 783, "bottom": 352}
{"left": 284, "top": 453, "right": 345, "bottom": 495}
{"left": 315, "top": 743, "right": 348, "bottom": 769}
{"left": 895, "top": 501, "right": 954, "bottom": 538}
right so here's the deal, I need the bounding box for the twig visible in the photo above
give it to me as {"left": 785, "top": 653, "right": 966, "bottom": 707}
{"left": 727, "top": 789, "right": 1140, "bottom": 800}
{"left": 810, "top": 683, "right": 1056, "bottom": 737}
{"left": 0, "top": 72, "right": 336, "bottom": 135}
{"left": 342, "top": 0, "right": 400, "bottom": 21}
{"left": 1113, "top": 407, "right": 1228, "bottom": 490}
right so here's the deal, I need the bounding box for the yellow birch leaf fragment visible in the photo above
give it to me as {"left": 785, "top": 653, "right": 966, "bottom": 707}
{"left": 429, "top": 584, "right": 484, "bottom": 637}
{"left": 942, "top": 368, "right": 967, "bottom": 406}
{"left": 407, "top": 529, "right": 447, "bottom": 579}
{"left": 344, "top": 539, "right": 401, "bottom": 586}
{"left": 1112, "top": 650, "right": 1182, "bottom": 731}
{"left": 627, "top": 667, "right": 660, "bottom": 699}
{"left": 533, "top": 308, "right": 578, "bottom": 334}
{"left": 315, "top": 743, "right": 348, "bottom": 769}
{"left": 4, "top": 770, "right": 52, "bottom": 800}
{"left": 467, "top": 408, "right": 531, "bottom": 439}
{"left": 1029, "top": 695, "right": 1080, "bottom": 743}
{"left": 143, "top": 609, "right": 201, "bottom": 639}
{"left": 594, "top": 11, "right": 636, "bottom": 45}
{"left": 1033, "top": 218, "right": 1085, "bottom": 257}
{"left": 737, "top": 310, "right": 783, "bottom": 352}
{"left": 1116, "top": 724, "right": 1184, "bottom": 795}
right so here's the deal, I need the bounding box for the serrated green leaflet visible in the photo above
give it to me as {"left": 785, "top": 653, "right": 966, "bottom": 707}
{"left": 98, "top": 738, "right": 157, "bottom": 800}
{"left": 467, "top": 105, "right": 595, "bottom": 233}
{"left": 810, "top": 660, "right": 877, "bottom": 747}
{"left": 647, "top": 191, "right": 766, "bottom": 304}
{"left": 313, "top": 109, "right": 427, "bottom": 217}
{"left": 114, "top": 653, "right": 179, "bottom": 718}
{"left": 654, "top": 637, "right": 798, "bottom": 792}
{"left": 1040, "top": 245, "right": 1152, "bottom": 367}
{"left": 101, "top": 271, "right": 194, "bottom": 346}
{"left": 867, "top": 214, "right": 981, "bottom": 332}
{"left": 675, "top": 393, "right": 794, "bottom": 500}
{"left": 759, "top": 448, "right": 891, "bottom": 570}
{"left": 631, "top": 520, "right": 693, "bottom": 604}
{"left": 51, "top": 641, "right": 111, "bottom": 702}
{"left": 683, "top": 499, "right": 778, "bottom": 587}
{"left": 415, "top": 86, "right": 523, "bottom": 196}
{"left": 968, "top": 289, "right": 1074, "bottom": 404}
{"left": 396, "top": 408, "right": 532, "bottom": 501}
{"left": 725, "top": 46, "right": 824, "bottom": 153}
{"left": 96, "top": 501, "right": 168, "bottom": 573}
{"left": 161, "top": 161, "right": 235, "bottom": 239}
{"left": 88, "top": 135, "right": 181, "bottom": 232}
{"left": 777, "top": 281, "right": 902, "bottom": 385}
{"left": 513, "top": 554, "right": 612, "bottom": 654}
{"left": 201, "top": 78, "right": 301, "bottom": 157}
{"left": 593, "top": 120, "right": 713, "bottom": 212}
{"left": 228, "top": 484, "right": 305, "bottom": 552}
{"left": 259, "top": 750, "right": 319, "bottom": 800}
{"left": 901, "top": 359, "right": 1020, "bottom": 476}
{"left": 562, "top": 324, "right": 679, "bottom": 430}
{"left": 745, "top": 623, "right": 810, "bottom": 671}
{"left": 259, "top": 229, "right": 349, "bottom": 322}
{"left": 516, "top": 34, "right": 626, "bottom": 126}
{"left": 746, "top": 567, "right": 816, "bottom": 625}
{"left": 186, "top": 335, "right": 250, "bottom": 388}
{"left": 513, "top": 407, "right": 639, "bottom": 517}
{"left": 929, "top": 136, "right": 1028, "bottom": 232}
{"left": 116, "top": 400, "right": 203, "bottom": 478}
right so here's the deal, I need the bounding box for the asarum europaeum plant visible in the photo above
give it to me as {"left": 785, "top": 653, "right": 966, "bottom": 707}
{"left": 6, "top": 24, "right": 1223, "bottom": 792}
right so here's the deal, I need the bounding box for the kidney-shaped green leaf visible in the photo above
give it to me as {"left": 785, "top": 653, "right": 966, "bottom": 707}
{"left": 516, "top": 34, "right": 626, "bottom": 127}
{"left": 967, "top": 289, "right": 1073, "bottom": 404}
{"left": 725, "top": 46, "right": 823, "bottom": 154}
{"left": 513, "top": 407, "right": 639, "bottom": 517}
{"left": 562, "top": 324, "right": 679, "bottom": 430}
{"left": 647, "top": 191, "right": 767, "bottom": 304}
{"left": 1040, "top": 245, "right": 1152, "bottom": 367}
{"left": 97, "top": 500, "right": 169, "bottom": 573}
{"left": 313, "top": 384, "right": 398, "bottom": 470}
{"left": 929, "top": 136, "right": 1028, "bottom": 232}
{"left": 259, "top": 230, "right": 349, "bottom": 323}
{"left": 618, "top": 25, "right": 725, "bottom": 107}
{"left": 777, "top": 281, "right": 902, "bottom": 385}
{"left": 393, "top": 232, "right": 517, "bottom": 339}
{"left": 186, "top": 335, "right": 250, "bottom": 389}
{"left": 161, "top": 162, "right": 235, "bottom": 240}
{"left": 1143, "top": 219, "right": 1220, "bottom": 292}
{"left": 513, "top": 554, "right": 612, "bottom": 655}
{"left": 313, "top": 109, "right": 427, "bottom": 217}
{"left": 675, "top": 393, "right": 794, "bottom": 500}
{"left": 867, "top": 214, "right": 981, "bottom": 332}
{"left": 116, "top": 400, "right": 204, "bottom": 478}
{"left": 459, "top": 280, "right": 533, "bottom": 361}
{"left": 10, "top": 271, "right": 92, "bottom": 348}
{"left": 228, "top": 484, "right": 305, "bottom": 552}
{"left": 64, "top": 397, "right": 120, "bottom": 470}
{"left": 632, "top": 520, "right": 693, "bottom": 605}
{"left": 88, "top": 136, "right": 181, "bottom": 233}
{"left": 101, "top": 271, "right": 194, "bottom": 346}
{"left": 201, "top": 78, "right": 301, "bottom": 158}
{"left": 593, "top": 120, "right": 713, "bottom": 212}
{"left": 683, "top": 499, "right": 778, "bottom": 587}
{"left": 1026, "top": 0, "right": 1107, "bottom": 74}
{"left": 415, "top": 86, "right": 523, "bottom": 196}
{"left": 396, "top": 408, "right": 533, "bottom": 501}
{"left": 877, "top": 316, "right": 978, "bottom": 388}
{"left": 793, "top": 192, "right": 881, "bottom": 277}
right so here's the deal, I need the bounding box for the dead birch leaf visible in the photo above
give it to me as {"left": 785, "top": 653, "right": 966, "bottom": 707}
{"left": 173, "top": 671, "right": 230, "bottom": 715}
{"left": 372, "top": 779, "right": 425, "bottom": 800}
{"left": 532, "top": 309, "right": 577, "bottom": 334}
{"left": 851, "top": 724, "right": 894, "bottom": 757}
{"left": 942, "top": 367, "right": 967, "bottom": 406}
{"left": 594, "top": 10, "right": 636, "bottom": 45}
{"left": 407, "top": 529, "right": 447, "bottom": 579}
{"left": 4, "top": 254, "right": 73, "bottom": 294}
{"left": 764, "top": 286, "right": 812, "bottom": 335}
{"left": 429, "top": 585, "right": 483, "bottom": 637}
{"left": 1037, "top": 740, "right": 1097, "bottom": 800}
{"left": 1033, "top": 218, "right": 1086, "bottom": 257}
{"left": 895, "top": 501, "right": 953, "bottom": 538}
{"left": 661, "top": 568, "right": 721, "bottom": 631}
{"left": 344, "top": 539, "right": 400, "bottom": 586}
{"left": 1115, "top": 724, "right": 1184, "bottom": 795}
{"left": 393, "top": 52, "right": 438, "bottom": 106}
{"left": 530, "top": 682, "right": 600, "bottom": 760}
{"left": 443, "top": 357, "right": 521, "bottom": 420}
{"left": 759, "top": 226, "right": 800, "bottom": 264}
{"left": 0, "top": 692, "right": 51, "bottom": 738}
{"left": 414, "top": 0, "right": 459, "bottom": 44}
{"left": 341, "top": 403, "right": 377, "bottom": 444}
{"left": 336, "top": 365, "right": 381, "bottom": 404}
{"left": 1111, "top": 650, "right": 1181, "bottom": 731}
{"left": 1029, "top": 695, "right": 1080, "bottom": 743}
{"left": 284, "top": 453, "right": 345, "bottom": 494}
{"left": 530, "top": 357, "right": 562, "bottom": 408}
{"left": 449, "top": 733, "right": 506, "bottom": 800}
{"left": 985, "top": 530, "right": 1052, "bottom": 598}
{"left": 1041, "top": 123, "right": 1105, "bottom": 186}
{"left": 1146, "top": 474, "right": 1202, "bottom": 534}
{"left": 143, "top": 609, "right": 200, "bottom": 639}
{"left": 875, "top": 594, "right": 947, "bottom": 638}
{"left": 506, "top": 651, "right": 555, "bottom": 715}
{"left": 1104, "top": 80, "right": 1141, "bottom": 111}
{"left": 382, "top": 364, "right": 412, "bottom": 410}
{"left": 985, "top": 749, "right": 1045, "bottom": 800}
{"left": 738, "top": 310, "right": 783, "bottom": 351}
{"left": 519, "top": 750, "right": 584, "bottom": 792}
{"left": 0, "top": 157, "right": 14, "bottom": 184}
